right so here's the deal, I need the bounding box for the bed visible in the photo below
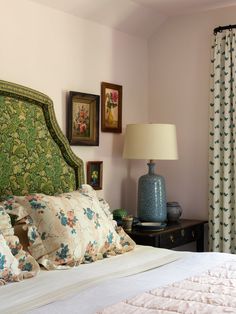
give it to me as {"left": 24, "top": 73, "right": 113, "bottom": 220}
{"left": 0, "top": 80, "right": 235, "bottom": 314}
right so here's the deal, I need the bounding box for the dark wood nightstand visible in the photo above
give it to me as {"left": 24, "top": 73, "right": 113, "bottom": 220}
{"left": 127, "top": 219, "right": 208, "bottom": 252}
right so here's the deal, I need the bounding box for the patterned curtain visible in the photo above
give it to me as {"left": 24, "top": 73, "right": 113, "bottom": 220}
{"left": 209, "top": 29, "right": 236, "bottom": 253}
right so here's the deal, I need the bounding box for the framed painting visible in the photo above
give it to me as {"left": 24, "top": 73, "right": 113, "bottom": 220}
{"left": 87, "top": 161, "right": 103, "bottom": 190}
{"left": 101, "top": 82, "right": 122, "bottom": 133}
{"left": 67, "top": 91, "right": 99, "bottom": 146}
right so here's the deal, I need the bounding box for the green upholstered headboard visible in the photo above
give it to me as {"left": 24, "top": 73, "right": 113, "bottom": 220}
{"left": 0, "top": 80, "right": 84, "bottom": 196}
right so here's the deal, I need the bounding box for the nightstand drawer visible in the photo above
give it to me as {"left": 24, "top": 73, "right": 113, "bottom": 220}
{"left": 128, "top": 219, "right": 207, "bottom": 252}
{"left": 128, "top": 233, "right": 157, "bottom": 247}
{"left": 159, "top": 227, "right": 196, "bottom": 249}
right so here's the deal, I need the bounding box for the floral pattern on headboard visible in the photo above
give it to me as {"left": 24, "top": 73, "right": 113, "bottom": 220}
{"left": 0, "top": 80, "right": 84, "bottom": 196}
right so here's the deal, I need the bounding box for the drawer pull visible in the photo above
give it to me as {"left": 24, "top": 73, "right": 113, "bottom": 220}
{"left": 192, "top": 231, "right": 195, "bottom": 238}
{"left": 181, "top": 229, "right": 185, "bottom": 237}
{"left": 170, "top": 235, "right": 174, "bottom": 243}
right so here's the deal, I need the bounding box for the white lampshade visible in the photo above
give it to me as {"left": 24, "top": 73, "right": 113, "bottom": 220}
{"left": 123, "top": 123, "right": 178, "bottom": 160}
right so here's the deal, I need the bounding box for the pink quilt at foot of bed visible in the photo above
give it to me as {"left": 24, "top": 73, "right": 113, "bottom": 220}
{"left": 99, "top": 260, "right": 236, "bottom": 313}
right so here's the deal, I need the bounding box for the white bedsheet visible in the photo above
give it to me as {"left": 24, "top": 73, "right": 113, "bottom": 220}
{"left": 0, "top": 246, "right": 183, "bottom": 314}
{"left": 1, "top": 246, "right": 234, "bottom": 314}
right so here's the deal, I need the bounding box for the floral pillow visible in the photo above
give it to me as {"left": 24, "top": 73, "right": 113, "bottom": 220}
{"left": 0, "top": 234, "right": 22, "bottom": 285}
{"left": 0, "top": 207, "right": 40, "bottom": 278}
{"left": 80, "top": 185, "right": 113, "bottom": 222}
{"left": 4, "top": 186, "right": 135, "bottom": 270}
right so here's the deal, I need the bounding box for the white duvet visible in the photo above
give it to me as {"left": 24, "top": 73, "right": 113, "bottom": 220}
{"left": 0, "top": 246, "right": 234, "bottom": 314}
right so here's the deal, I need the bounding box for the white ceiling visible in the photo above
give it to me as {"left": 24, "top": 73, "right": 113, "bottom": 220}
{"left": 29, "top": 0, "right": 236, "bottom": 38}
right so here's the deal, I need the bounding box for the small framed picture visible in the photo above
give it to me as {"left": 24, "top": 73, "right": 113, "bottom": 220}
{"left": 67, "top": 91, "right": 99, "bottom": 146}
{"left": 87, "top": 161, "right": 103, "bottom": 190}
{"left": 101, "top": 82, "right": 122, "bottom": 133}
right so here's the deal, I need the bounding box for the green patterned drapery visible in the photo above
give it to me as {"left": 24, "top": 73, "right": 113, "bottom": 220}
{"left": 209, "top": 29, "right": 236, "bottom": 253}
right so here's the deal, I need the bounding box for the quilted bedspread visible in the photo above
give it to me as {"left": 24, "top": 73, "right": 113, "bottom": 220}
{"left": 99, "top": 260, "right": 236, "bottom": 313}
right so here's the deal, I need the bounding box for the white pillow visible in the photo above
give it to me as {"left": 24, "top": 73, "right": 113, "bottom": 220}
{"left": 0, "top": 206, "right": 40, "bottom": 278}
{"left": 0, "top": 234, "right": 22, "bottom": 284}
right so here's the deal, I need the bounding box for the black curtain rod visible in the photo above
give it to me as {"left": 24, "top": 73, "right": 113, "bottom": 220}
{"left": 214, "top": 24, "right": 236, "bottom": 34}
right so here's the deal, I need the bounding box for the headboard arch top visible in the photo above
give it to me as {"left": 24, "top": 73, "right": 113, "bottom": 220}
{"left": 0, "top": 80, "right": 84, "bottom": 196}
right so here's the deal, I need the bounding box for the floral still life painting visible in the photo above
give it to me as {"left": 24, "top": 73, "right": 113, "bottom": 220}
{"left": 87, "top": 161, "right": 103, "bottom": 190}
{"left": 67, "top": 91, "right": 99, "bottom": 146}
{"left": 101, "top": 82, "right": 122, "bottom": 133}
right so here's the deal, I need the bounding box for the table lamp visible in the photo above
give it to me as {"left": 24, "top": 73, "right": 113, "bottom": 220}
{"left": 123, "top": 123, "right": 178, "bottom": 222}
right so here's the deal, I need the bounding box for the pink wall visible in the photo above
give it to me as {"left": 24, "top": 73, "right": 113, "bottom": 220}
{"left": 149, "top": 5, "right": 236, "bottom": 219}
{"left": 0, "top": 0, "right": 149, "bottom": 212}
{"left": 3, "top": 1, "right": 236, "bottom": 219}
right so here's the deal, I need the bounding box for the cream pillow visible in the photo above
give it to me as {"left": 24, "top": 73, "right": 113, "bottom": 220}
{"left": 14, "top": 223, "right": 29, "bottom": 252}
{"left": 8, "top": 187, "right": 135, "bottom": 270}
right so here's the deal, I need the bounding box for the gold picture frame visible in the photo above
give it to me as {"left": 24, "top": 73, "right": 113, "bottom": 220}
{"left": 101, "top": 82, "right": 122, "bottom": 133}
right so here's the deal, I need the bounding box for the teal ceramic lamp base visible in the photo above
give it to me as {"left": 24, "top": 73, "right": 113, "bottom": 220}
{"left": 137, "top": 161, "right": 167, "bottom": 222}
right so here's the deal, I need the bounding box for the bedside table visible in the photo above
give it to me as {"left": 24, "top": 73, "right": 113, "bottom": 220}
{"left": 127, "top": 219, "right": 208, "bottom": 252}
